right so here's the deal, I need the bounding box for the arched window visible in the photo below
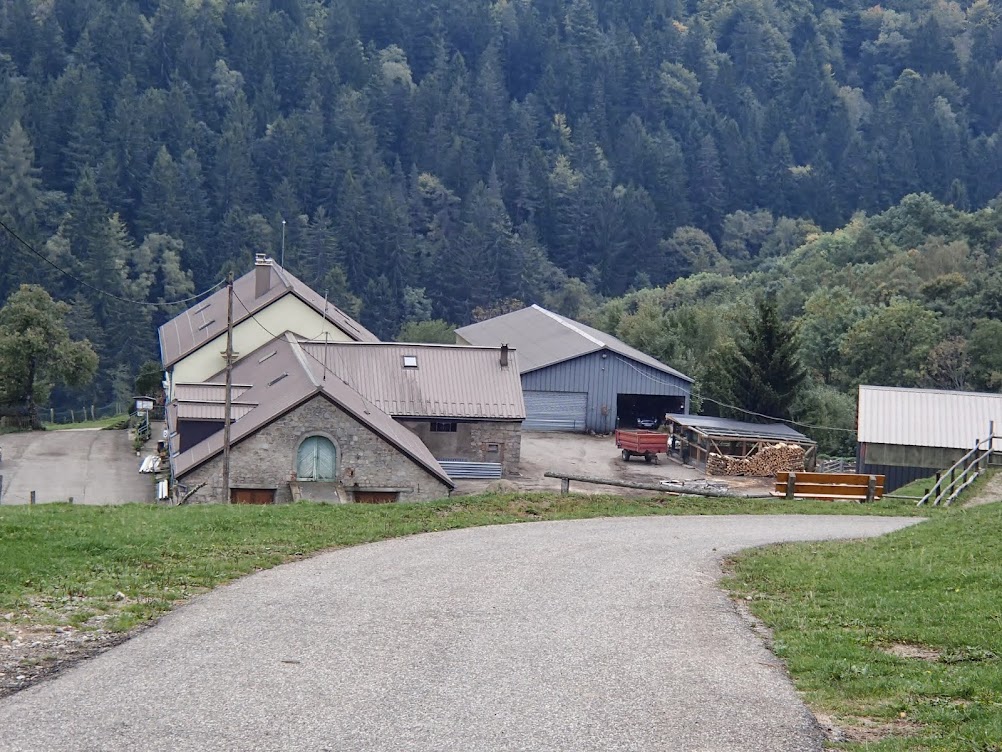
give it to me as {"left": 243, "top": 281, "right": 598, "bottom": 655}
{"left": 296, "top": 436, "right": 337, "bottom": 481}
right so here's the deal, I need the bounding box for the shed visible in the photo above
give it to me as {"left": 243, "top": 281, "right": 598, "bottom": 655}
{"left": 663, "top": 414, "right": 817, "bottom": 469}
{"left": 455, "top": 305, "right": 692, "bottom": 433}
{"left": 857, "top": 385, "right": 1002, "bottom": 491}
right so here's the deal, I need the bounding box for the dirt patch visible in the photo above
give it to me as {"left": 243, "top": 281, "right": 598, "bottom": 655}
{"left": 882, "top": 642, "right": 942, "bottom": 661}
{"left": 0, "top": 618, "right": 145, "bottom": 699}
{"left": 815, "top": 712, "right": 923, "bottom": 744}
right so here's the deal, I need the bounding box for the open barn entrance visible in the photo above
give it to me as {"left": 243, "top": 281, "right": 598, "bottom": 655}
{"left": 616, "top": 394, "right": 686, "bottom": 429}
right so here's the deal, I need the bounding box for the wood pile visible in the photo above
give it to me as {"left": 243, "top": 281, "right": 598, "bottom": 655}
{"left": 706, "top": 443, "right": 806, "bottom": 477}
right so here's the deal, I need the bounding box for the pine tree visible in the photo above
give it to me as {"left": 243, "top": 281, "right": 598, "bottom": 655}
{"left": 723, "top": 296, "right": 806, "bottom": 421}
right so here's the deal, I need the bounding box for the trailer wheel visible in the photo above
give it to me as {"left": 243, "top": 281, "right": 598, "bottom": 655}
{"left": 644, "top": 453, "right": 653, "bottom": 463}
{"left": 622, "top": 449, "right": 630, "bottom": 462}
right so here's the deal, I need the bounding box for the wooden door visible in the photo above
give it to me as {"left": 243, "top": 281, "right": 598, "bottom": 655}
{"left": 354, "top": 491, "right": 398, "bottom": 504}
{"left": 231, "top": 488, "right": 275, "bottom": 505}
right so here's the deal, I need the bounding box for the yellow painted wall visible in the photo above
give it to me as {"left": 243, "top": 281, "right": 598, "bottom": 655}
{"left": 171, "top": 295, "right": 355, "bottom": 386}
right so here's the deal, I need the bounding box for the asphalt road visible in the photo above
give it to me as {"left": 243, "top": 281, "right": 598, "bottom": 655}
{"left": 0, "top": 515, "right": 923, "bottom": 751}
{"left": 0, "top": 428, "right": 153, "bottom": 505}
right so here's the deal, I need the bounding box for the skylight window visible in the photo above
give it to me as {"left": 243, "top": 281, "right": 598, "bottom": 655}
{"left": 402, "top": 355, "right": 418, "bottom": 368}
{"left": 196, "top": 319, "right": 216, "bottom": 331}
{"left": 268, "top": 373, "right": 288, "bottom": 386}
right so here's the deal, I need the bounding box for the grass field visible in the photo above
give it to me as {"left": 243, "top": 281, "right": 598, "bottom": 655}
{"left": 0, "top": 491, "right": 932, "bottom": 631}
{"left": 724, "top": 476, "right": 1001, "bottom": 751}
{"left": 0, "top": 486, "right": 996, "bottom": 748}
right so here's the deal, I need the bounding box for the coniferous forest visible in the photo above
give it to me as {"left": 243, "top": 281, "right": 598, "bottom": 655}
{"left": 1, "top": 0, "right": 1001, "bottom": 432}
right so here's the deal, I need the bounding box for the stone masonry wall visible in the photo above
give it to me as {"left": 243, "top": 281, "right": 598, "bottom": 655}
{"left": 398, "top": 420, "right": 522, "bottom": 476}
{"left": 179, "top": 395, "right": 452, "bottom": 504}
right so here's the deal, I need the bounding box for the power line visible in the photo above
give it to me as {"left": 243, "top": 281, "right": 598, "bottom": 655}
{"left": 610, "top": 355, "right": 856, "bottom": 434}
{"left": 0, "top": 217, "right": 226, "bottom": 308}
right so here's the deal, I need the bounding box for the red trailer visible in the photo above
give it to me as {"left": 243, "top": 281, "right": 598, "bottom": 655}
{"left": 615, "top": 429, "right": 668, "bottom": 463}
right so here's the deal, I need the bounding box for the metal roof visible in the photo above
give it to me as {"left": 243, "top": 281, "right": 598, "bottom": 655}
{"left": 455, "top": 304, "right": 693, "bottom": 382}
{"left": 172, "top": 334, "right": 453, "bottom": 488}
{"left": 298, "top": 341, "right": 526, "bottom": 420}
{"left": 665, "top": 414, "right": 813, "bottom": 443}
{"left": 173, "top": 384, "right": 252, "bottom": 402}
{"left": 857, "top": 385, "right": 1002, "bottom": 449}
{"left": 158, "top": 259, "right": 377, "bottom": 367}
{"left": 175, "top": 402, "right": 256, "bottom": 421}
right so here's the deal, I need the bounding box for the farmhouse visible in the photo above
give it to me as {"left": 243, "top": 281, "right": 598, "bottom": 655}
{"left": 158, "top": 255, "right": 376, "bottom": 393}
{"left": 456, "top": 305, "right": 692, "bottom": 433}
{"left": 170, "top": 334, "right": 454, "bottom": 504}
{"left": 857, "top": 385, "right": 1002, "bottom": 491}
{"left": 297, "top": 340, "right": 524, "bottom": 476}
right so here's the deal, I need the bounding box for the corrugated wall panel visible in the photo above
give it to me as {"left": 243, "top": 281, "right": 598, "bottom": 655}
{"left": 523, "top": 391, "right": 587, "bottom": 431}
{"left": 521, "top": 351, "right": 691, "bottom": 433}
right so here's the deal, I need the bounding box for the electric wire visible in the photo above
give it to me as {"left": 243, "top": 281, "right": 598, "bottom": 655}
{"left": 0, "top": 217, "right": 226, "bottom": 307}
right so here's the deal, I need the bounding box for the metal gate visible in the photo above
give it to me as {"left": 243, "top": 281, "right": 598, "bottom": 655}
{"left": 523, "top": 390, "right": 588, "bottom": 432}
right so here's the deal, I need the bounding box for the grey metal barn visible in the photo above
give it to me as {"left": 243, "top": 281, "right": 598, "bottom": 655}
{"left": 456, "top": 305, "right": 692, "bottom": 433}
{"left": 856, "top": 385, "right": 1002, "bottom": 491}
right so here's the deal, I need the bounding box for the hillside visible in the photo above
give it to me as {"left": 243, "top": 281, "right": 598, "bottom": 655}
{"left": 0, "top": 0, "right": 1000, "bottom": 403}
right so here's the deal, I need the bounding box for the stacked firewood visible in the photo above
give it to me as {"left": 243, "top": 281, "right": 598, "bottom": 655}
{"left": 706, "top": 443, "right": 806, "bottom": 477}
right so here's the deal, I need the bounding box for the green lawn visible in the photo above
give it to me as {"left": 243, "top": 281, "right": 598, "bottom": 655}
{"left": 43, "top": 414, "right": 130, "bottom": 431}
{"left": 0, "top": 491, "right": 930, "bottom": 631}
{"left": 724, "top": 492, "right": 1002, "bottom": 750}
{"left": 1, "top": 488, "right": 995, "bottom": 749}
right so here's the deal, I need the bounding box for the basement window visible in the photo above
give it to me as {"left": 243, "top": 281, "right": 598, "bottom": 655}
{"left": 402, "top": 355, "right": 418, "bottom": 369}
{"left": 430, "top": 421, "right": 457, "bottom": 433}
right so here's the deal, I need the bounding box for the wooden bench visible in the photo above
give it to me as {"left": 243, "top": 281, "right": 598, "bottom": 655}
{"left": 772, "top": 472, "right": 885, "bottom": 502}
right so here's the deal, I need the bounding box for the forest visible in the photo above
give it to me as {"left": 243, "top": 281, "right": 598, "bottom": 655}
{"left": 0, "top": 0, "right": 1000, "bottom": 430}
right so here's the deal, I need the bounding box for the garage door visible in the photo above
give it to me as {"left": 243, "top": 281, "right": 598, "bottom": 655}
{"left": 523, "top": 390, "right": 588, "bottom": 432}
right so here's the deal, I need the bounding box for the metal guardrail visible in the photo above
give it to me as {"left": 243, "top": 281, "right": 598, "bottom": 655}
{"left": 918, "top": 434, "right": 997, "bottom": 507}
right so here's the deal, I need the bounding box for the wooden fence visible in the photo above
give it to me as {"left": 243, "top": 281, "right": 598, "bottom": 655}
{"left": 918, "top": 434, "right": 998, "bottom": 507}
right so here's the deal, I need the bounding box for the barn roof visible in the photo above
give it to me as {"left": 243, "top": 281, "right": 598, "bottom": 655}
{"left": 455, "top": 304, "right": 693, "bottom": 382}
{"left": 171, "top": 334, "right": 452, "bottom": 488}
{"left": 857, "top": 385, "right": 1002, "bottom": 450}
{"left": 158, "top": 258, "right": 377, "bottom": 367}
{"left": 297, "top": 341, "right": 526, "bottom": 420}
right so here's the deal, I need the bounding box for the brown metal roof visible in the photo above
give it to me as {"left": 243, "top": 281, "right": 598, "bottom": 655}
{"left": 171, "top": 334, "right": 453, "bottom": 488}
{"left": 858, "top": 385, "right": 1002, "bottom": 449}
{"left": 455, "top": 304, "right": 693, "bottom": 382}
{"left": 298, "top": 341, "right": 526, "bottom": 420}
{"left": 158, "top": 260, "right": 377, "bottom": 367}
{"left": 173, "top": 384, "right": 252, "bottom": 402}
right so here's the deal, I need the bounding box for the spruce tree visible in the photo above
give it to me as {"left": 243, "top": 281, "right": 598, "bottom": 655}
{"left": 723, "top": 296, "right": 806, "bottom": 421}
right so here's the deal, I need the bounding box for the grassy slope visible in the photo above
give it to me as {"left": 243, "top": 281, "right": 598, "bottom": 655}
{"left": 0, "top": 492, "right": 929, "bottom": 631}
{"left": 725, "top": 494, "right": 1002, "bottom": 750}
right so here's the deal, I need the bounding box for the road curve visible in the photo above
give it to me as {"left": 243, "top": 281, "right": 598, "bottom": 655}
{"left": 0, "top": 515, "right": 923, "bottom": 752}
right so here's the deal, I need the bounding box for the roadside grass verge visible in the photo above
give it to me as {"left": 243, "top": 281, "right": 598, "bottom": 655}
{"left": 1, "top": 491, "right": 932, "bottom": 633}
{"left": 43, "top": 414, "right": 130, "bottom": 431}
{"left": 724, "top": 497, "right": 1002, "bottom": 750}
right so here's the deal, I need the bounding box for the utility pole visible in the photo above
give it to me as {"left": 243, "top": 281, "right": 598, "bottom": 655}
{"left": 221, "top": 271, "right": 234, "bottom": 503}
{"left": 280, "top": 219, "right": 286, "bottom": 267}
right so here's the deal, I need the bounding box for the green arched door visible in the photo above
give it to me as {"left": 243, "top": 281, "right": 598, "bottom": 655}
{"left": 296, "top": 436, "right": 337, "bottom": 481}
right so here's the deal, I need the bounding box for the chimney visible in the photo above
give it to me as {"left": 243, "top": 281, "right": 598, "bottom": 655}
{"left": 500, "top": 343, "right": 509, "bottom": 368}
{"left": 255, "top": 254, "right": 272, "bottom": 298}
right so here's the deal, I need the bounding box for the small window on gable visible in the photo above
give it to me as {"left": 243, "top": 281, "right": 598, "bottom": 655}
{"left": 402, "top": 355, "right": 418, "bottom": 368}
{"left": 430, "top": 421, "right": 457, "bottom": 433}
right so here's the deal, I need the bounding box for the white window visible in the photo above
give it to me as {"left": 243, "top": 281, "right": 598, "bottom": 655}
{"left": 296, "top": 436, "right": 337, "bottom": 481}
{"left": 402, "top": 355, "right": 418, "bottom": 368}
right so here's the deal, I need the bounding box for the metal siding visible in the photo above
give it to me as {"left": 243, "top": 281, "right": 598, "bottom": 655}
{"left": 523, "top": 391, "right": 588, "bottom": 431}
{"left": 858, "top": 385, "right": 1002, "bottom": 449}
{"left": 859, "top": 463, "right": 940, "bottom": 493}
{"left": 521, "top": 352, "right": 691, "bottom": 433}
{"left": 438, "top": 461, "right": 503, "bottom": 479}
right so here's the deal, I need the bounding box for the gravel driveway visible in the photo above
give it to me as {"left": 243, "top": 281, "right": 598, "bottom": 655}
{"left": 0, "top": 514, "right": 923, "bottom": 752}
